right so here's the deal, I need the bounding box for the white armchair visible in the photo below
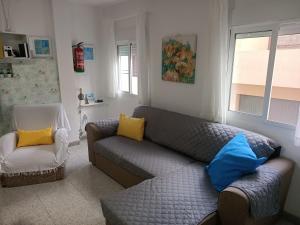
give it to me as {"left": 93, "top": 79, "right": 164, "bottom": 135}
{"left": 0, "top": 103, "right": 71, "bottom": 187}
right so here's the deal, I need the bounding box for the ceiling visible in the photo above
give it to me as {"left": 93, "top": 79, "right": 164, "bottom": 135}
{"left": 67, "top": 0, "right": 128, "bottom": 6}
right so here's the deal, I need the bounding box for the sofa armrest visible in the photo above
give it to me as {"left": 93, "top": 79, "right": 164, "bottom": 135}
{"left": 54, "top": 128, "right": 70, "bottom": 165}
{"left": 218, "top": 157, "right": 294, "bottom": 225}
{"left": 0, "top": 132, "right": 17, "bottom": 160}
{"left": 85, "top": 120, "right": 119, "bottom": 165}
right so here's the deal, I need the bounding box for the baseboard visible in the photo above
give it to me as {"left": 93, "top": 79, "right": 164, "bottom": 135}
{"left": 283, "top": 211, "right": 300, "bottom": 225}
{"left": 68, "top": 140, "right": 80, "bottom": 147}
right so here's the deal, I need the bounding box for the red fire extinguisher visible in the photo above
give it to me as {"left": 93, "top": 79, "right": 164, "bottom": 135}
{"left": 73, "top": 42, "right": 84, "bottom": 72}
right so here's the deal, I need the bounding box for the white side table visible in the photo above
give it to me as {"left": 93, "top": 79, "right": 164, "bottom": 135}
{"left": 78, "top": 101, "right": 108, "bottom": 139}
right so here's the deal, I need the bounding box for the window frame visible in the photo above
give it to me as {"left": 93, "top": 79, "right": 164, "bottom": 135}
{"left": 227, "top": 22, "right": 300, "bottom": 130}
{"left": 116, "top": 40, "right": 138, "bottom": 96}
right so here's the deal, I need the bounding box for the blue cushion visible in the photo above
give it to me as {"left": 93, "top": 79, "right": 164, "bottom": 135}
{"left": 206, "top": 133, "right": 267, "bottom": 192}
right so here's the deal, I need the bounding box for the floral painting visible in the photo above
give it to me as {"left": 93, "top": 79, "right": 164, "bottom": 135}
{"left": 162, "top": 34, "right": 197, "bottom": 83}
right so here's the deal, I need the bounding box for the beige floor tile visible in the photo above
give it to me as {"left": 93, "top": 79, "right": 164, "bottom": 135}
{"left": 32, "top": 176, "right": 103, "bottom": 225}
{"left": 0, "top": 185, "right": 54, "bottom": 225}
{"left": 66, "top": 164, "right": 123, "bottom": 210}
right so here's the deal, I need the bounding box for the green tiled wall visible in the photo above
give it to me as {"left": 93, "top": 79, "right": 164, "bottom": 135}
{"left": 0, "top": 58, "right": 61, "bottom": 136}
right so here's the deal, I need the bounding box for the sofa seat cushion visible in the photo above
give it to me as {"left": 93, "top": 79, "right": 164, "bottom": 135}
{"left": 1, "top": 144, "right": 58, "bottom": 174}
{"left": 101, "top": 162, "right": 218, "bottom": 225}
{"left": 94, "top": 136, "right": 194, "bottom": 179}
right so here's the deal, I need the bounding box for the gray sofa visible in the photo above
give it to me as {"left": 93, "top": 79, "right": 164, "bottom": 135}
{"left": 85, "top": 106, "right": 294, "bottom": 225}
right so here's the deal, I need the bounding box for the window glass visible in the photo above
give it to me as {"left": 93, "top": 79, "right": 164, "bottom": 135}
{"left": 118, "top": 45, "right": 130, "bottom": 92}
{"left": 268, "top": 33, "right": 300, "bottom": 125}
{"left": 229, "top": 31, "right": 272, "bottom": 115}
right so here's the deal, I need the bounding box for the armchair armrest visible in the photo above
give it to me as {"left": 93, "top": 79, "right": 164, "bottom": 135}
{"left": 85, "top": 120, "right": 119, "bottom": 165}
{"left": 54, "top": 128, "right": 70, "bottom": 165}
{"left": 218, "top": 157, "right": 294, "bottom": 225}
{"left": 0, "top": 132, "right": 17, "bottom": 160}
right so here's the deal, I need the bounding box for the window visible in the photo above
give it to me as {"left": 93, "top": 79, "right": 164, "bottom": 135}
{"left": 229, "top": 24, "right": 300, "bottom": 126}
{"left": 117, "top": 42, "right": 138, "bottom": 95}
{"left": 269, "top": 32, "right": 300, "bottom": 125}
{"left": 229, "top": 31, "right": 271, "bottom": 116}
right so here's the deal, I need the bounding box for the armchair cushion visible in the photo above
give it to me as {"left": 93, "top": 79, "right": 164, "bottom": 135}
{"left": 1, "top": 144, "right": 58, "bottom": 174}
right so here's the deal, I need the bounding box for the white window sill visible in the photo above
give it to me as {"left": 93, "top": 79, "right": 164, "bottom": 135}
{"left": 117, "top": 91, "right": 138, "bottom": 98}
{"left": 227, "top": 110, "right": 296, "bottom": 131}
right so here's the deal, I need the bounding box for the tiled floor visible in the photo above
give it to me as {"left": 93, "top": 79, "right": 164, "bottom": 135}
{"left": 0, "top": 140, "right": 294, "bottom": 225}
{"left": 0, "top": 141, "right": 123, "bottom": 225}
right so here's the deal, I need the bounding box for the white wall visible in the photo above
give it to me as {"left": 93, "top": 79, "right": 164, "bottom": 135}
{"left": 232, "top": 0, "right": 300, "bottom": 26}
{"left": 0, "top": 0, "right": 54, "bottom": 37}
{"left": 52, "top": 0, "right": 108, "bottom": 141}
{"left": 52, "top": 0, "right": 79, "bottom": 142}
{"left": 147, "top": 0, "right": 211, "bottom": 118}
{"left": 230, "top": 0, "right": 300, "bottom": 217}
{"left": 69, "top": 3, "right": 108, "bottom": 126}
{"left": 101, "top": 0, "right": 212, "bottom": 119}
{"left": 115, "top": 16, "right": 136, "bottom": 42}
{"left": 70, "top": 3, "right": 104, "bottom": 98}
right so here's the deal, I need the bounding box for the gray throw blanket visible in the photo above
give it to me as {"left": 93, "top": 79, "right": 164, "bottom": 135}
{"left": 101, "top": 163, "right": 218, "bottom": 225}
{"left": 101, "top": 162, "right": 281, "bottom": 225}
{"left": 230, "top": 164, "right": 281, "bottom": 219}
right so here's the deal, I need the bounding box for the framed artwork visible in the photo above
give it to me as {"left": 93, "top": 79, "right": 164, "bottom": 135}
{"left": 84, "top": 44, "right": 94, "bottom": 60}
{"left": 162, "top": 34, "right": 197, "bottom": 84}
{"left": 29, "top": 36, "right": 52, "bottom": 58}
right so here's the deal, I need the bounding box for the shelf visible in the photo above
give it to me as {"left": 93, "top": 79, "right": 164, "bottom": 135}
{"left": 0, "top": 32, "right": 30, "bottom": 61}
{"left": 80, "top": 102, "right": 105, "bottom": 108}
{"left": 0, "top": 57, "right": 31, "bottom": 64}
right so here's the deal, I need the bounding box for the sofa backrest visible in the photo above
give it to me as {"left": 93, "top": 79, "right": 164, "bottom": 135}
{"left": 133, "top": 106, "right": 280, "bottom": 163}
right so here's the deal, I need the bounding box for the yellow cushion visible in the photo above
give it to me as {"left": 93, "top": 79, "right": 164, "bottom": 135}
{"left": 117, "top": 113, "right": 145, "bottom": 141}
{"left": 17, "top": 127, "right": 54, "bottom": 148}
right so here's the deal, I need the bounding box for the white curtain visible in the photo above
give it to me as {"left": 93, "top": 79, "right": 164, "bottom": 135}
{"left": 103, "top": 19, "right": 118, "bottom": 98}
{"left": 208, "top": 0, "right": 230, "bottom": 123}
{"left": 136, "top": 12, "right": 150, "bottom": 105}
{"left": 295, "top": 106, "right": 300, "bottom": 146}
